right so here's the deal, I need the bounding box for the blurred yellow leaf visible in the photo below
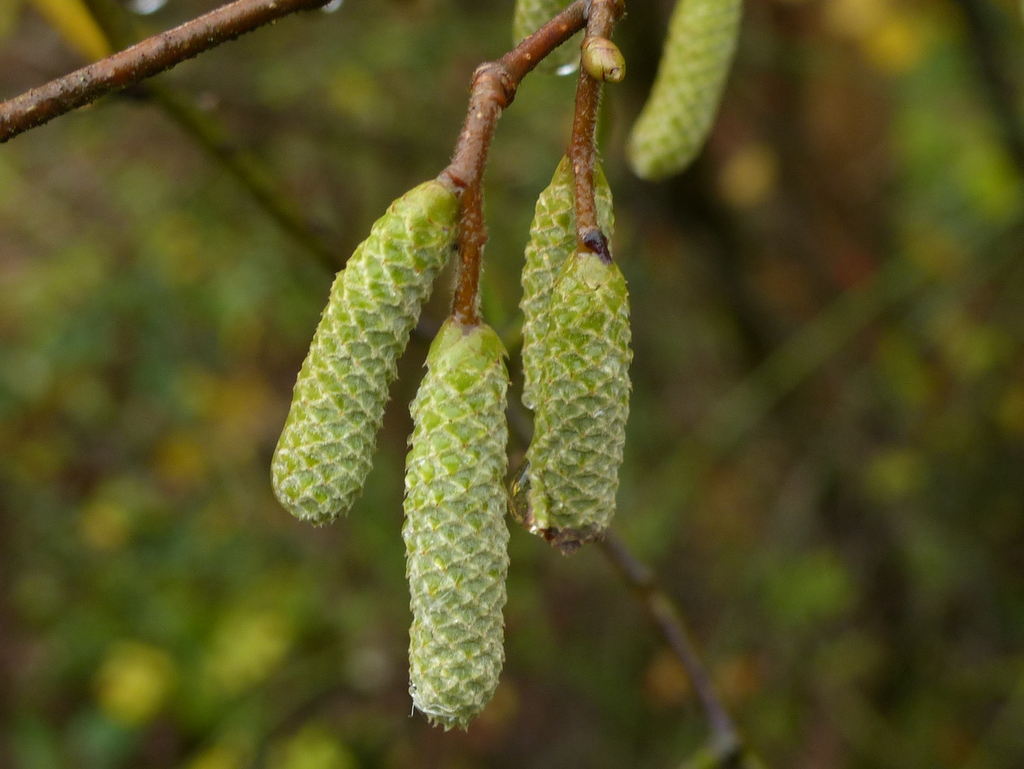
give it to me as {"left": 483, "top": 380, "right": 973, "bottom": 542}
{"left": 936, "top": 315, "right": 1012, "bottom": 382}
{"left": 209, "top": 374, "right": 277, "bottom": 452}
{"left": 876, "top": 331, "right": 936, "bottom": 410}
{"left": 643, "top": 647, "right": 691, "bottom": 707}
{"left": 269, "top": 726, "right": 357, "bottom": 769}
{"left": 186, "top": 742, "right": 250, "bottom": 769}
{"left": 718, "top": 141, "right": 778, "bottom": 209}
{"left": 29, "top": 0, "right": 112, "bottom": 61}
{"left": 714, "top": 654, "right": 761, "bottom": 704}
{"left": 79, "top": 499, "right": 131, "bottom": 551}
{"left": 825, "top": 0, "right": 930, "bottom": 74}
{"left": 862, "top": 14, "right": 926, "bottom": 74}
{"left": 9, "top": 436, "right": 67, "bottom": 486}
{"left": 153, "top": 431, "right": 209, "bottom": 492}
{"left": 996, "top": 384, "right": 1024, "bottom": 436}
{"left": 174, "top": 369, "right": 277, "bottom": 461}
{"left": 328, "top": 64, "right": 388, "bottom": 126}
{"left": 95, "top": 641, "right": 176, "bottom": 725}
{"left": 903, "top": 227, "right": 966, "bottom": 280}
{"left": 825, "top": 0, "right": 888, "bottom": 39}
{"left": 864, "top": 447, "right": 925, "bottom": 502}
{"left": 959, "top": 140, "right": 1024, "bottom": 222}
{"left": 151, "top": 214, "right": 209, "bottom": 287}
{"left": 205, "top": 610, "right": 293, "bottom": 694}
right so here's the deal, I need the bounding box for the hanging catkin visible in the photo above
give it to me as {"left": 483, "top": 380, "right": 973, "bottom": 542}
{"left": 403, "top": 319, "right": 510, "bottom": 729}
{"left": 272, "top": 180, "right": 459, "bottom": 524}
{"left": 627, "top": 0, "right": 743, "bottom": 180}
{"left": 517, "top": 248, "right": 632, "bottom": 552}
{"left": 519, "top": 156, "right": 613, "bottom": 412}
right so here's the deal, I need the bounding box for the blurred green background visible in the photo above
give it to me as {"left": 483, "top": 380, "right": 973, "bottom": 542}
{"left": 2, "top": 0, "right": 1024, "bottom": 767}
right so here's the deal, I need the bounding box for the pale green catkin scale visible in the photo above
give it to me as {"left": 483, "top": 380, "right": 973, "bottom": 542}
{"left": 520, "top": 156, "right": 613, "bottom": 411}
{"left": 513, "top": 0, "right": 578, "bottom": 72}
{"left": 627, "top": 0, "right": 743, "bottom": 181}
{"left": 520, "top": 250, "right": 631, "bottom": 552}
{"left": 272, "top": 180, "right": 459, "bottom": 524}
{"left": 404, "top": 320, "right": 510, "bottom": 730}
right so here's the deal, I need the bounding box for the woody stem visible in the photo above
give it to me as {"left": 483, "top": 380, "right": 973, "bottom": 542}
{"left": 442, "top": 0, "right": 591, "bottom": 325}
{"left": 0, "top": 0, "right": 330, "bottom": 144}
{"left": 568, "top": 0, "right": 623, "bottom": 261}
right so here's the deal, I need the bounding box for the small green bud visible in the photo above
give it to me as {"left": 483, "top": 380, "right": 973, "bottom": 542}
{"left": 404, "top": 320, "right": 510, "bottom": 729}
{"left": 628, "top": 0, "right": 744, "bottom": 180}
{"left": 520, "top": 156, "right": 613, "bottom": 412}
{"left": 521, "top": 248, "right": 632, "bottom": 553}
{"left": 582, "top": 36, "right": 626, "bottom": 83}
{"left": 272, "top": 180, "right": 460, "bottom": 524}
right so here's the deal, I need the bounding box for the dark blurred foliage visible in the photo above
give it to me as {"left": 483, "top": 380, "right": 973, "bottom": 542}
{"left": 2, "top": 0, "right": 1024, "bottom": 767}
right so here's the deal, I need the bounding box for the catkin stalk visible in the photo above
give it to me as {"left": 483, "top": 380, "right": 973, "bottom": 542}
{"left": 627, "top": 0, "right": 744, "bottom": 180}
{"left": 520, "top": 156, "right": 613, "bottom": 411}
{"left": 517, "top": 249, "right": 631, "bottom": 553}
{"left": 272, "top": 180, "right": 459, "bottom": 524}
{"left": 404, "top": 320, "right": 510, "bottom": 730}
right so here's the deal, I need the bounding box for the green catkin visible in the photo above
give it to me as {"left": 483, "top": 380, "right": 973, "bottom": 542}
{"left": 403, "top": 319, "right": 510, "bottom": 730}
{"left": 520, "top": 156, "right": 613, "bottom": 412}
{"left": 627, "top": 0, "right": 744, "bottom": 181}
{"left": 272, "top": 180, "right": 459, "bottom": 525}
{"left": 518, "top": 249, "right": 632, "bottom": 553}
{"left": 513, "top": 0, "right": 578, "bottom": 72}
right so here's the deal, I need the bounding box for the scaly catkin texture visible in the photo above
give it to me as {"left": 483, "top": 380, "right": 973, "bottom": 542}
{"left": 272, "top": 180, "right": 459, "bottom": 524}
{"left": 520, "top": 156, "right": 613, "bottom": 411}
{"left": 517, "top": 250, "right": 631, "bottom": 553}
{"left": 404, "top": 320, "right": 510, "bottom": 730}
{"left": 513, "top": 0, "right": 578, "bottom": 72}
{"left": 627, "top": 0, "right": 743, "bottom": 181}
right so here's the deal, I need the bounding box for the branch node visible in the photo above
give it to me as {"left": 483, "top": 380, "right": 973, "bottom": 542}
{"left": 471, "top": 62, "right": 517, "bottom": 110}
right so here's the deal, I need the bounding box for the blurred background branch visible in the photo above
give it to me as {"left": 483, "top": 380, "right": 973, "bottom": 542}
{"left": 599, "top": 531, "right": 751, "bottom": 769}
{"left": 949, "top": 0, "right": 1024, "bottom": 175}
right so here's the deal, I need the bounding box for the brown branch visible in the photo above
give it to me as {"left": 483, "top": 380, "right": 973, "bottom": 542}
{"left": 446, "top": 63, "right": 510, "bottom": 326}
{"left": 598, "top": 531, "right": 744, "bottom": 762}
{"left": 0, "top": 0, "right": 330, "bottom": 144}
{"left": 568, "top": 0, "right": 623, "bottom": 262}
{"left": 442, "top": 0, "right": 589, "bottom": 325}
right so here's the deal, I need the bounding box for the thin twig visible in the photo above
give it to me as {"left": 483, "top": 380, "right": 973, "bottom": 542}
{"left": 0, "top": 0, "right": 329, "bottom": 144}
{"left": 598, "top": 531, "right": 743, "bottom": 761}
{"left": 446, "top": 63, "right": 509, "bottom": 325}
{"left": 442, "top": 0, "right": 589, "bottom": 324}
{"left": 567, "top": 0, "right": 622, "bottom": 259}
